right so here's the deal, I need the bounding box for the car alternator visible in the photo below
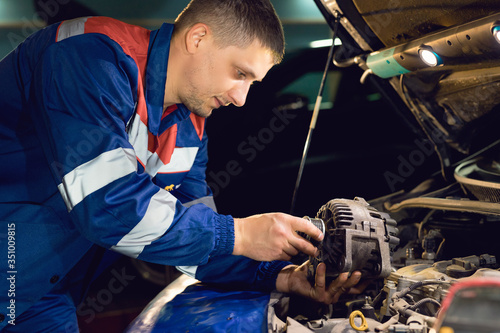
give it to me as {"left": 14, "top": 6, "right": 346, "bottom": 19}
{"left": 305, "top": 197, "right": 399, "bottom": 281}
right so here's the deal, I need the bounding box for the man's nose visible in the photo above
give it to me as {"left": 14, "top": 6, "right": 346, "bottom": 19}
{"left": 227, "top": 82, "right": 251, "bottom": 107}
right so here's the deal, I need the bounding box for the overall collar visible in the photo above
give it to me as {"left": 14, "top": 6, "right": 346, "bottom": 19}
{"left": 144, "top": 23, "right": 191, "bottom": 135}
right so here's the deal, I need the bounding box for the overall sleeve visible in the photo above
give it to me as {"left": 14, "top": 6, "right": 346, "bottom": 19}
{"left": 179, "top": 257, "right": 291, "bottom": 292}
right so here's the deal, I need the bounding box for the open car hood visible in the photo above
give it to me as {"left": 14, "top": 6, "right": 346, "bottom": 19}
{"left": 315, "top": 0, "right": 500, "bottom": 166}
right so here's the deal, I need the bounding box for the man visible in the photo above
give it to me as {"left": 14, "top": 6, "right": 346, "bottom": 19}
{"left": 0, "top": 0, "right": 361, "bottom": 331}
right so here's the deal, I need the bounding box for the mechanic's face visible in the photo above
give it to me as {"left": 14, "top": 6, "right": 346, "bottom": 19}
{"left": 180, "top": 29, "right": 275, "bottom": 118}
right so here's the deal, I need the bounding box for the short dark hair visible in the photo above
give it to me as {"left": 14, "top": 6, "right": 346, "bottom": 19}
{"left": 174, "top": 0, "right": 285, "bottom": 64}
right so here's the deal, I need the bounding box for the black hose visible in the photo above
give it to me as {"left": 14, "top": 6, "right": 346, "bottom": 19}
{"left": 392, "top": 279, "right": 449, "bottom": 300}
{"left": 408, "top": 297, "right": 441, "bottom": 315}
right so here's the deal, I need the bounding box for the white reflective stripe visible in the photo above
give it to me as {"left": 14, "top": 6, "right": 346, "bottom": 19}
{"left": 176, "top": 266, "right": 198, "bottom": 278}
{"left": 111, "top": 188, "right": 177, "bottom": 258}
{"left": 145, "top": 152, "right": 162, "bottom": 177}
{"left": 127, "top": 114, "right": 151, "bottom": 165}
{"left": 58, "top": 148, "right": 137, "bottom": 212}
{"left": 56, "top": 17, "right": 89, "bottom": 42}
{"left": 184, "top": 196, "right": 217, "bottom": 212}
{"left": 127, "top": 114, "right": 198, "bottom": 177}
{"left": 148, "top": 147, "right": 199, "bottom": 177}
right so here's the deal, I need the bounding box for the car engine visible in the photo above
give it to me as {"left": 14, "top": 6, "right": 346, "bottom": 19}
{"left": 268, "top": 151, "right": 500, "bottom": 332}
{"left": 269, "top": 147, "right": 500, "bottom": 332}
{"left": 269, "top": 182, "right": 500, "bottom": 332}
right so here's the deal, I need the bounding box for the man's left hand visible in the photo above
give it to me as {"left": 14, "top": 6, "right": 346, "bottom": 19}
{"left": 275, "top": 261, "right": 366, "bottom": 304}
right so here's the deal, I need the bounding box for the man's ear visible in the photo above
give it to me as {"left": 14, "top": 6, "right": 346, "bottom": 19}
{"left": 185, "top": 23, "right": 209, "bottom": 54}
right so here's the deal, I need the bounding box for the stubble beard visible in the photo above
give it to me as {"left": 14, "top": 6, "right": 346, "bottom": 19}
{"left": 181, "top": 84, "right": 213, "bottom": 118}
{"left": 185, "top": 100, "right": 213, "bottom": 118}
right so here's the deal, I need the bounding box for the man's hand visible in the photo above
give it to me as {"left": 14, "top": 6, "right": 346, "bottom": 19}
{"left": 276, "top": 261, "right": 366, "bottom": 304}
{"left": 232, "top": 213, "right": 324, "bottom": 261}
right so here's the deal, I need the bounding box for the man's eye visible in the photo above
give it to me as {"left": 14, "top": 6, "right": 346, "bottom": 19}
{"left": 237, "top": 71, "right": 246, "bottom": 79}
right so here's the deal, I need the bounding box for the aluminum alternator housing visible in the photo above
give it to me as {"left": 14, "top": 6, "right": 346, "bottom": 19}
{"left": 308, "top": 197, "right": 399, "bottom": 281}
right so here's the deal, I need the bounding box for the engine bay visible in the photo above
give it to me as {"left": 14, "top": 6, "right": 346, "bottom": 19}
{"left": 270, "top": 187, "right": 500, "bottom": 332}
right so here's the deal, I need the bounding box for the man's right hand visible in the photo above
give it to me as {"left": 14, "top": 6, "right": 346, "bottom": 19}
{"left": 232, "top": 213, "right": 324, "bottom": 261}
